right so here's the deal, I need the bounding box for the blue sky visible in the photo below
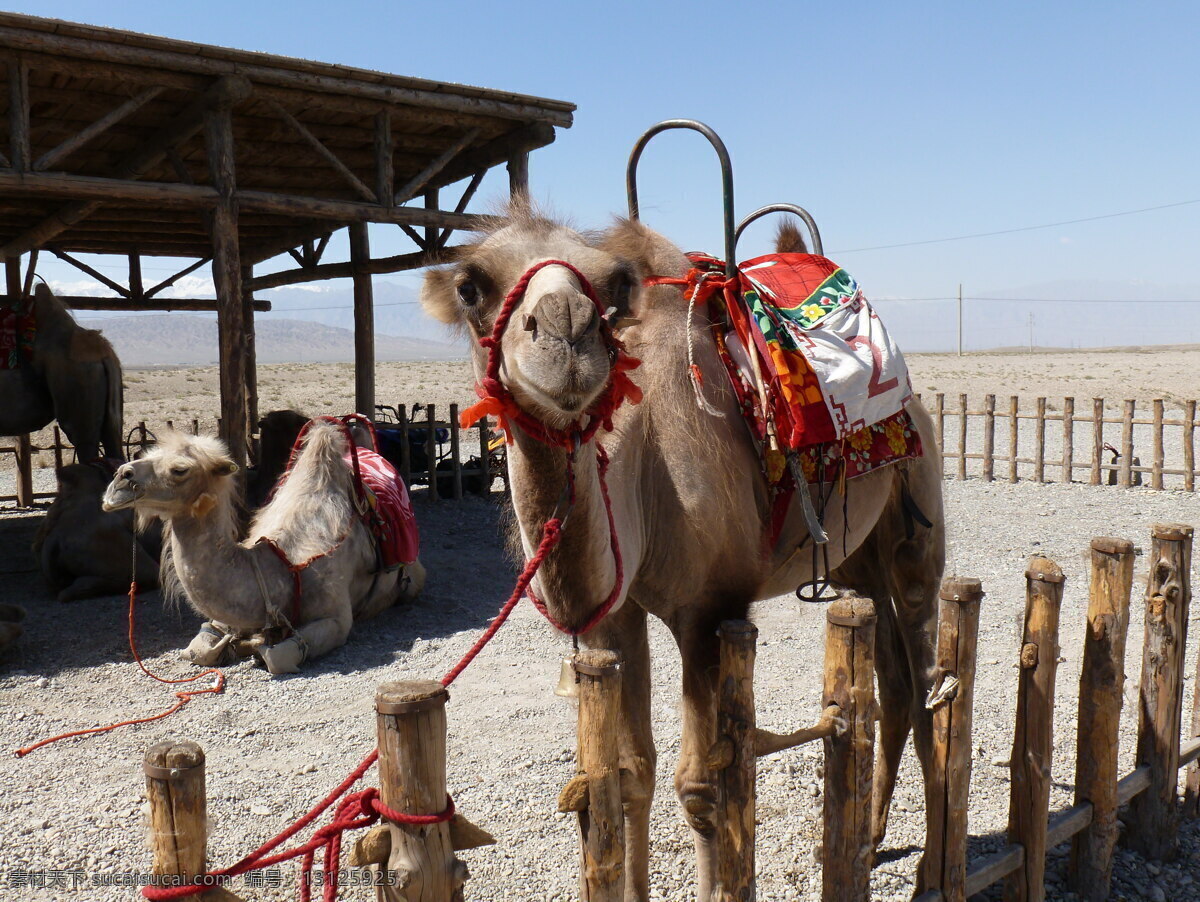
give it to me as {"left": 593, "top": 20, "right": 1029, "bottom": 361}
{"left": 23, "top": 1, "right": 1200, "bottom": 346}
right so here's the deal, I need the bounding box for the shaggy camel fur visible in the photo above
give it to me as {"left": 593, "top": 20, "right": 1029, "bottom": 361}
{"left": 422, "top": 210, "right": 944, "bottom": 901}
{"left": 2, "top": 284, "right": 123, "bottom": 461}
{"left": 34, "top": 462, "right": 160, "bottom": 602}
{"left": 102, "top": 423, "right": 424, "bottom": 673}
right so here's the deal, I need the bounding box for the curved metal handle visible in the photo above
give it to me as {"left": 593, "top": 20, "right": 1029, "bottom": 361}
{"left": 734, "top": 203, "right": 824, "bottom": 257}
{"left": 626, "top": 119, "right": 736, "bottom": 277}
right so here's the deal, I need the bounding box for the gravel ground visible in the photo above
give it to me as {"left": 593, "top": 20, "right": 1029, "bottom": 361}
{"left": 2, "top": 477, "right": 1199, "bottom": 902}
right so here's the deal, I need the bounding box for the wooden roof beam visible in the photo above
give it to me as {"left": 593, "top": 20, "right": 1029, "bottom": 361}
{"left": 34, "top": 86, "right": 166, "bottom": 171}
{"left": 394, "top": 128, "right": 480, "bottom": 204}
{"left": 262, "top": 95, "right": 377, "bottom": 203}
{"left": 62, "top": 294, "right": 270, "bottom": 312}
{"left": 248, "top": 246, "right": 454, "bottom": 292}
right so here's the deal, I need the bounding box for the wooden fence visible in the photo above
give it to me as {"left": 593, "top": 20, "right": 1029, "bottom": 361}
{"left": 138, "top": 523, "right": 1200, "bottom": 901}
{"left": 922, "top": 393, "right": 1195, "bottom": 490}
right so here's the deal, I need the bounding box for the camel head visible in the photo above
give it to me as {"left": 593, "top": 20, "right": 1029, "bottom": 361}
{"left": 421, "top": 207, "right": 640, "bottom": 429}
{"left": 103, "top": 431, "right": 238, "bottom": 520}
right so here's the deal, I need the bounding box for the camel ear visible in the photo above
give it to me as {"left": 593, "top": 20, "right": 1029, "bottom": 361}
{"left": 420, "top": 268, "right": 460, "bottom": 324}
{"left": 190, "top": 492, "right": 218, "bottom": 518}
{"left": 214, "top": 460, "right": 238, "bottom": 477}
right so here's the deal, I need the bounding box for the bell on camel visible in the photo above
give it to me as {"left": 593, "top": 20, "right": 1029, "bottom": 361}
{"left": 554, "top": 655, "right": 579, "bottom": 699}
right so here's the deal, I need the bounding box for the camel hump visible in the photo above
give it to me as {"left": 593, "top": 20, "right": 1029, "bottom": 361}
{"left": 774, "top": 220, "right": 808, "bottom": 254}
{"left": 69, "top": 326, "right": 117, "bottom": 363}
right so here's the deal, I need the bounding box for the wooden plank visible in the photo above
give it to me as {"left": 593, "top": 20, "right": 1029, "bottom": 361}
{"left": 1005, "top": 557, "right": 1065, "bottom": 902}
{"left": 49, "top": 247, "right": 131, "bottom": 297}
{"left": 966, "top": 842, "right": 1024, "bottom": 897}
{"left": 349, "top": 222, "right": 375, "bottom": 418}
{"left": 1127, "top": 524, "right": 1193, "bottom": 859}
{"left": 1069, "top": 537, "right": 1135, "bottom": 900}
{"left": 1062, "top": 397, "right": 1074, "bottom": 484}
{"left": 33, "top": 85, "right": 165, "bottom": 171}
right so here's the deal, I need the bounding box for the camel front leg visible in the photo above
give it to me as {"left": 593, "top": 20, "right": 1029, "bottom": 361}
{"left": 258, "top": 610, "right": 352, "bottom": 674}
{"left": 584, "top": 601, "right": 656, "bottom": 902}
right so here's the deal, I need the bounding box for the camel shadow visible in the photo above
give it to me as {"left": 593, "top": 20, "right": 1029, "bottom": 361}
{"left": 0, "top": 494, "right": 516, "bottom": 681}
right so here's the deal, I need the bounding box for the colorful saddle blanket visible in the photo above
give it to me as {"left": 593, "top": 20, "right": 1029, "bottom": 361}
{"left": 688, "top": 252, "right": 920, "bottom": 484}
{"left": 344, "top": 447, "right": 420, "bottom": 568}
{"left": 0, "top": 296, "right": 36, "bottom": 370}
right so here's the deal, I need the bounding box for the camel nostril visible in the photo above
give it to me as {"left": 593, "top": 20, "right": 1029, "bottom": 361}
{"left": 523, "top": 314, "right": 538, "bottom": 335}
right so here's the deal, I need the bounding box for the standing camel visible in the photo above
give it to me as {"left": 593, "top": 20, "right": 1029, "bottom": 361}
{"left": 1, "top": 283, "right": 123, "bottom": 461}
{"left": 102, "top": 421, "right": 425, "bottom": 673}
{"left": 422, "top": 209, "right": 944, "bottom": 900}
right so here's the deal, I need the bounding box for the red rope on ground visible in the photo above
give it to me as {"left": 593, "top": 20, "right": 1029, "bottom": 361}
{"left": 13, "top": 581, "right": 224, "bottom": 758}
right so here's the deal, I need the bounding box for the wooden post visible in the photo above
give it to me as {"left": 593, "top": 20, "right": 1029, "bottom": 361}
{"left": 1091, "top": 398, "right": 1104, "bottom": 486}
{"left": 1005, "top": 556, "right": 1065, "bottom": 902}
{"left": 714, "top": 621, "right": 757, "bottom": 902}
{"left": 375, "top": 680, "right": 466, "bottom": 901}
{"left": 1033, "top": 397, "right": 1047, "bottom": 483}
{"left": 52, "top": 426, "right": 63, "bottom": 470}
{"left": 1119, "top": 400, "right": 1134, "bottom": 487}
{"left": 426, "top": 404, "right": 439, "bottom": 501}
{"left": 919, "top": 577, "right": 984, "bottom": 902}
{"left": 935, "top": 392, "right": 945, "bottom": 477}
{"left": 573, "top": 650, "right": 625, "bottom": 902}
{"left": 1062, "top": 397, "right": 1074, "bottom": 484}
{"left": 957, "top": 393, "right": 968, "bottom": 480}
{"left": 478, "top": 420, "right": 492, "bottom": 496}
{"left": 14, "top": 433, "right": 33, "bottom": 508}
{"left": 1009, "top": 396, "right": 1020, "bottom": 483}
{"left": 240, "top": 263, "right": 258, "bottom": 453}
{"left": 398, "top": 404, "right": 412, "bottom": 487}
{"left": 1184, "top": 400, "right": 1196, "bottom": 493}
{"left": 507, "top": 151, "right": 530, "bottom": 198}
{"left": 823, "top": 595, "right": 876, "bottom": 902}
{"left": 1068, "top": 537, "right": 1134, "bottom": 900}
{"left": 1126, "top": 524, "right": 1194, "bottom": 860}
{"left": 350, "top": 222, "right": 376, "bottom": 418}
{"left": 449, "top": 403, "right": 463, "bottom": 500}
{"left": 144, "top": 740, "right": 207, "bottom": 902}
{"left": 1151, "top": 399, "right": 1164, "bottom": 490}
{"left": 205, "top": 101, "right": 249, "bottom": 466}
{"left": 983, "top": 394, "right": 996, "bottom": 482}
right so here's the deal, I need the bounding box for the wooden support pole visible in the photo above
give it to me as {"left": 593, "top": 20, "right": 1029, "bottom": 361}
{"left": 375, "top": 109, "right": 394, "bottom": 208}
{"left": 1119, "top": 401, "right": 1135, "bottom": 487}
{"left": 1068, "top": 537, "right": 1134, "bottom": 901}
{"left": 983, "top": 394, "right": 996, "bottom": 482}
{"left": 397, "top": 404, "right": 412, "bottom": 487}
{"left": 52, "top": 426, "right": 63, "bottom": 470}
{"left": 713, "top": 621, "right": 757, "bottom": 902}
{"left": 14, "top": 433, "right": 33, "bottom": 508}
{"left": 424, "top": 189, "right": 439, "bottom": 253}
{"left": 1034, "top": 397, "right": 1047, "bottom": 483}
{"left": 144, "top": 740, "right": 207, "bottom": 902}
{"left": 1009, "top": 396, "right": 1020, "bottom": 483}
{"left": 823, "top": 595, "right": 876, "bottom": 902}
{"left": 1005, "top": 556, "right": 1065, "bottom": 902}
{"left": 239, "top": 265, "right": 258, "bottom": 459}
{"left": 1151, "top": 399, "right": 1165, "bottom": 490}
{"left": 508, "top": 151, "right": 530, "bottom": 198}
{"left": 8, "top": 58, "right": 30, "bottom": 171}
{"left": 205, "top": 100, "right": 249, "bottom": 466}
{"left": 1126, "top": 524, "right": 1194, "bottom": 860}
{"left": 425, "top": 404, "right": 439, "bottom": 501}
{"left": 573, "top": 649, "right": 625, "bottom": 902}
{"left": 1188, "top": 578, "right": 1200, "bottom": 817}
{"left": 935, "top": 392, "right": 945, "bottom": 477}
{"left": 375, "top": 680, "right": 465, "bottom": 901}
{"left": 1062, "top": 397, "right": 1074, "bottom": 484}
{"left": 449, "top": 403, "right": 463, "bottom": 500}
{"left": 1091, "top": 398, "right": 1103, "bottom": 486}
{"left": 478, "top": 420, "right": 492, "bottom": 496}
{"left": 919, "top": 577, "right": 984, "bottom": 902}
{"left": 349, "top": 222, "right": 375, "bottom": 418}
{"left": 1185, "top": 400, "right": 1196, "bottom": 494}
{"left": 957, "top": 393, "right": 968, "bottom": 480}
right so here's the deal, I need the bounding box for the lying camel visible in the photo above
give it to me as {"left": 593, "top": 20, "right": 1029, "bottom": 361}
{"left": 102, "top": 422, "right": 424, "bottom": 673}
{"left": 33, "top": 462, "right": 160, "bottom": 602}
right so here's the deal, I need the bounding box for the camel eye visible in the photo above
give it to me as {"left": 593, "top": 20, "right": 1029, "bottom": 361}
{"left": 456, "top": 281, "right": 479, "bottom": 306}
{"left": 170, "top": 465, "right": 189, "bottom": 477}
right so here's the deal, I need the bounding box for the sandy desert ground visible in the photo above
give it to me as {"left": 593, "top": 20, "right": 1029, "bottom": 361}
{"left": 1, "top": 347, "right": 1199, "bottom": 901}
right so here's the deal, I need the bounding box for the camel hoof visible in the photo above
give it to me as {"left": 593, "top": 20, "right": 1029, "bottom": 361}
{"left": 679, "top": 789, "right": 717, "bottom": 837}
{"left": 257, "top": 636, "right": 306, "bottom": 674}
{"left": 183, "top": 623, "right": 236, "bottom": 667}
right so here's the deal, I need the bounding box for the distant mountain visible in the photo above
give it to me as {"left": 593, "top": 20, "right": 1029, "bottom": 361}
{"left": 79, "top": 314, "right": 465, "bottom": 367}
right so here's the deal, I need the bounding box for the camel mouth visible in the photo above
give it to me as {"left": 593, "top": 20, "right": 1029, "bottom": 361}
{"left": 101, "top": 482, "right": 141, "bottom": 511}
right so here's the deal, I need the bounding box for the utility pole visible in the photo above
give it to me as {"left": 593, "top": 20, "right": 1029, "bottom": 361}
{"left": 957, "top": 283, "right": 963, "bottom": 356}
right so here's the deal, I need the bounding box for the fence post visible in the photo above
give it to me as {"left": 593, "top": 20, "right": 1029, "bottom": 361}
{"left": 1062, "top": 397, "right": 1074, "bottom": 484}
{"left": 1120, "top": 401, "right": 1134, "bottom": 487}
{"left": 52, "top": 426, "right": 63, "bottom": 470}
{"left": 823, "top": 595, "right": 876, "bottom": 902}
{"left": 1033, "top": 397, "right": 1046, "bottom": 483}
{"left": 1126, "top": 524, "right": 1193, "bottom": 860}
{"left": 957, "top": 393, "right": 968, "bottom": 480}
{"left": 397, "top": 404, "right": 411, "bottom": 486}
{"left": 713, "top": 621, "right": 757, "bottom": 901}
{"left": 144, "top": 740, "right": 208, "bottom": 902}
{"left": 478, "top": 420, "right": 492, "bottom": 496}
{"left": 425, "top": 404, "right": 439, "bottom": 502}
{"left": 449, "top": 403, "right": 463, "bottom": 500}
{"left": 15, "top": 433, "right": 33, "bottom": 506}
{"left": 1151, "top": 399, "right": 1164, "bottom": 490}
{"left": 935, "top": 392, "right": 945, "bottom": 477}
{"left": 375, "top": 680, "right": 466, "bottom": 901}
{"left": 1068, "top": 538, "right": 1134, "bottom": 900}
{"left": 1009, "top": 396, "right": 1020, "bottom": 484}
{"left": 1005, "top": 556, "right": 1064, "bottom": 902}
{"left": 1184, "top": 400, "right": 1196, "bottom": 493}
{"left": 1091, "top": 398, "right": 1103, "bottom": 486}
{"left": 573, "top": 649, "right": 625, "bottom": 902}
{"left": 983, "top": 394, "right": 995, "bottom": 482}
{"left": 919, "top": 577, "right": 983, "bottom": 902}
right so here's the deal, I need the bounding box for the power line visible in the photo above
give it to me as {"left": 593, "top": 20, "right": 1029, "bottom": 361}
{"left": 830, "top": 198, "right": 1200, "bottom": 254}
{"left": 872, "top": 296, "right": 1200, "bottom": 304}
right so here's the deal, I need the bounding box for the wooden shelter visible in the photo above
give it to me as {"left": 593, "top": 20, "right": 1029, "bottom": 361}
{"left": 0, "top": 12, "right": 574, "bottom": 463}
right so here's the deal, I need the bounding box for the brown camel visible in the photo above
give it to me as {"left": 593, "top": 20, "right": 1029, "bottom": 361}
{"left": 102, "top": 423, "right": 425, "bottom": 673}
{"left": 1, "top": 283, "right": 123, "bottom": 461}
{"left": 422, "top": 209, "right": 944, "bottom": 900}
{"left": 33, "top": 462, "right": 160, "bottom": 602}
